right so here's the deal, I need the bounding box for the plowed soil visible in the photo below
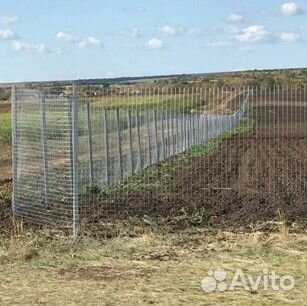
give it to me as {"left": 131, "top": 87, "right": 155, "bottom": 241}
{"left": 95, "top": 102, "right": 307, "bottom": 229}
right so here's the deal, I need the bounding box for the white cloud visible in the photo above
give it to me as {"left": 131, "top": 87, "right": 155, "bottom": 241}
{"left": 0, "top": 16, "right": 19, "bottom": 24}
{"left": 78, "top": 37, "right": 100, "bottom": 48}
{"left": 159, "top": 25, "right": 183, "bottom": 36}
{"left": 228, "top": 13, "right": 244, "bottom": 22}
{"left": 0, "top": 29, "right": 18, "bottom": 40}
{"left": 279, "top": 32, "right": 301, "bottom": 42}
{"left": 281, "top": 2, "right": 304, "bottom": 16}
{"left": 206, "top": 41, "right": 232, "bottom": 47}
{"left": 222, "top": 23, "right": 301, "bottom": 46}
{"left": 145, "top": 38, "right": 164, "bottom": 49}
{"left": 56, "top": 32, "right": 79, "bottom": 42}
{"left": 12, "top": 41, "right": 46, "bottom": 53}
{"left": 234, "top": 25, "right": 273, "bottom": 43}
{"left": 56, "top": 32, "right": 101, "bottom": 48}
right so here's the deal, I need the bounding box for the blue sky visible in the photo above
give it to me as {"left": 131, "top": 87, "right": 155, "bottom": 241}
{"left": 0, "top": 0, "right": 306, "bottom": 82}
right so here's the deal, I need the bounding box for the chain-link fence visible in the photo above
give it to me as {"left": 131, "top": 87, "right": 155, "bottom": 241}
{"left": 12, "top": 85, "right": 250, "bottom": 235}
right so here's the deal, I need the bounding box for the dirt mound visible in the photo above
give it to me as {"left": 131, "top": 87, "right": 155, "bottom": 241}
{"left": 91, "top": 103, "right": 307, "bottom": 230}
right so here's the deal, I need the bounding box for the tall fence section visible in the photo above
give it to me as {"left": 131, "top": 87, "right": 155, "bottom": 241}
{"left": 12, "top": 86, "right": 250, "bottom": 234}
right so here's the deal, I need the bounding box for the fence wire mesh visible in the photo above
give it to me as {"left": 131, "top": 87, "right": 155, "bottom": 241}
{"left": 14, "top": 85, "right": 301, "bottom": 234}
{"left": 12, "top": 87, "right": 74, "bottom": 226}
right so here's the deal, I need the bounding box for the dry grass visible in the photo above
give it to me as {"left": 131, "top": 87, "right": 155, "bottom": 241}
{"left": 0, "top": 221, "right": 306, "bottom": 305}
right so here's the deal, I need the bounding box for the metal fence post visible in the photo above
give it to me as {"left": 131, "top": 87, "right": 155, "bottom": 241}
{"left": 40, "top": 93, "right": 50, "bottom": 208}
{"left": 194, "top": 114, "right": 197, "bottom": 145}
{"left": 86, "top": 102, "right": 94, "bottom": 184}
{"left": 196, "top": 114, "right": 199, "bottom": 145}
{"left": 11, "top": 86, "right": 17, "bottom": 215}
{"left": 200, "top": 115, "right": 204, "bottom": 143}
{"left": 171, "top": 112, "right": 175, "bottom": 155}
{"left": 183, "top": 113, "right": 186, "bottom": 149}
{"left": 175, "top": 112, "right": 179, "bottom": 154}
{"left": 196, "top": 114, "right": 199, "bottom": 144}
{"left": 161, "top": 111, "right": 166, "bottom": 160}
{"left": 189, "top": 113, "right": 192, "bottom": 148}
{"left": 199, "top": 114, "right": 203, "bottom": 143}
{"left": 127, "top": 110, "right": 134, "bottom": 174}
{"left": 146, "top": 109, "right": 152, "bottom": 165}
{"left": 72, "top": 83, "right": 79, "bottom": 238}
{"left": 103, "top": 108, "right": 110, "bottom": 186}
{"left": 153, "top": 110, "right": 159, "bottom": 162}
{"left": 136, "top": 110, "right": 142, "bottom": 169}
{"left": 166, "top": 110, "right": 170, "bottom": 157}
{"left": 115, "top": 108, "right": 123, "bottom": 180}
{"left": 184, "top": 113, "right": 187, "bottom": 150}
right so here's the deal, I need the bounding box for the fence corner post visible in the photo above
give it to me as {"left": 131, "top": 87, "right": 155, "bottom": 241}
{"left": 11, "top": 85, "right": 17, "bottom": 216}
{"left": 40, "top": 92, "right": 50, "bottom": 209}
{"left": 72, "top": 83, "right": 79, "bottom": 238}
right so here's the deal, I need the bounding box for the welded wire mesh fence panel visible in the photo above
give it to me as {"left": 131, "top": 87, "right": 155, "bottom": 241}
{"left": 12, "top": 85, "right": 251, "bottom": 232}
{"left": 12, "top": 88, "right": 73, "bottom": 226}
{"left": 76, "top": 86, "right": 250, "bottom": 225}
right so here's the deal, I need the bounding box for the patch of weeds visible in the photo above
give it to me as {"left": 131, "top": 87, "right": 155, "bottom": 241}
{"left": 0, "top": 233, "right": 40, "bottom": 263}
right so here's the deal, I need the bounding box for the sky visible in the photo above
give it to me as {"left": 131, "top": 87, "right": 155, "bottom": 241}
{"left": 0, "top": 0, "right": 306, "bottom": 82}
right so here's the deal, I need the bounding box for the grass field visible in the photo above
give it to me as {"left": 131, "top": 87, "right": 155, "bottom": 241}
{"left": 87, "top": 89, "right": 242, "bottom": 113}
{"left": 0, "top": 221, "right": 306, "bottom": 305}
